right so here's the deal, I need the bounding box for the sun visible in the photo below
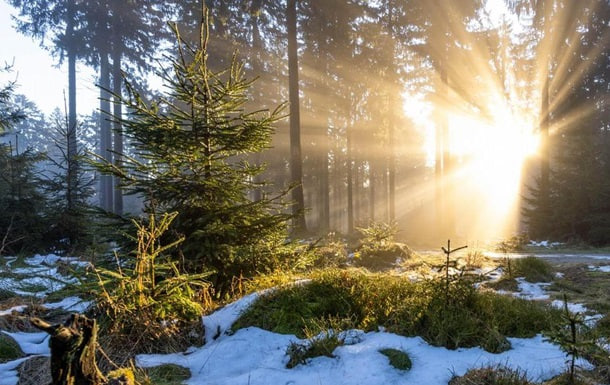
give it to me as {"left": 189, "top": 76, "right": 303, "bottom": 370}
{"left": 440, "top": 107, "right": 540, "bottom": 239}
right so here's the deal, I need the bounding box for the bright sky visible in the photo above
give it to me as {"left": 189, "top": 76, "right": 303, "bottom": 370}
{"left": 0, "top": 1, "right": 98, "bottom": 115}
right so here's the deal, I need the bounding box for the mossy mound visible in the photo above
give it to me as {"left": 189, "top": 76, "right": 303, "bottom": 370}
{"left": 0, "top": 332, "right": 24, "bottom": 363}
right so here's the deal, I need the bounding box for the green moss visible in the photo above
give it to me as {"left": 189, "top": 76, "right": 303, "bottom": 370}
{"left": 379, "top": 348, "right": 411, "bottom": 370}
{"left": 0, "top": 333, "right": 24, "bottom": 363}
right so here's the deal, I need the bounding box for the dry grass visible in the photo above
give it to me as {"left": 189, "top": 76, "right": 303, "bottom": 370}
{"left": 17, "top": 356, "right": 50, "bottom": 385}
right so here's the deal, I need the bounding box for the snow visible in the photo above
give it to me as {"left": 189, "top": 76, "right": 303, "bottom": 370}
{"left": 589, "top": 265, "right": 610, "bottom": 273}
{"left": 2, "top": 331, "right": 49, "bottom": 356}
{"left": 43, "top": 296, "right": 91, "bottom": 313}
{"left": 551, "top": 300, "right": 588, "bottom": 314}
{"left": 513, "top": 278, "right": 551, "bottom": 300}
{"left": 135, "top": 291, "right": 591, "bottom": 385}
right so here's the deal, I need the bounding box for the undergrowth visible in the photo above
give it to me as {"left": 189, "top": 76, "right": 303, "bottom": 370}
{"left": 88, "top": 212, "right": 213, "bottom": 366}
{"left": 449, "top": 365, "right": 532, "bottom": 385}
{"left": 513, "top": 256, "right": 554, "bottom": 282}
{"left": 233, "top": 269, "right": 561, "bottom": 352}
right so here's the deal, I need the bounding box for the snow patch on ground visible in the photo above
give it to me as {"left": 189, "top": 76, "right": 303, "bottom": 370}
{"left": 589, "top": 265, "right": 610, "bottom": 273}
{"left": 514, "top": 278, "right": 551, "bottom": 300}
{"left": 137, "top": 328, "right": 588, "bottom": 385}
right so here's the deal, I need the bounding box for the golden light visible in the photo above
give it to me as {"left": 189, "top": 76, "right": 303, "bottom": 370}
{"left": 443, "top": 106, "right": 540, "bottom": 240}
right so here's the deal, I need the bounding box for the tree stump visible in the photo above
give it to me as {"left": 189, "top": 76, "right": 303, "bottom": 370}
{"left": 30, "top": 314, "right": 106, "bottom": 385}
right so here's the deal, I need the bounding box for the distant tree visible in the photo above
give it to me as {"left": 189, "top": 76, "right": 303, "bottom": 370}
{"left": 94, "top": 9, "right": 291, "bottom": 290}
{"left": 8, "top": 0, "right": 85, "bottom": 210}
{"left": 287, "top": 0, "right": 307, "bottom": 234}
{"left": 42, "top": 109, "right": 95, "bottom": 252}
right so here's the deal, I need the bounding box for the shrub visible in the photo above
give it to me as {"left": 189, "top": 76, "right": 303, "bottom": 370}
{"left": 354, "top": 222, "right": 412, "bottom": 269}
{"left": 379, "top": 348, "right": 412, "bottom": 370}
{"left": 91, "top": 212, "right": 212, "bottom": 356}
{"left": 513, "top": 256, "right": 554, "bottom": 282}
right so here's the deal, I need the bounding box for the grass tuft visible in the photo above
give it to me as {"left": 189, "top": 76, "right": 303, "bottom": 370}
{"left": 136, "top": 364, "right": 191, "bottom": 385}
{"left": 286, "top": 331, "right": 342, "bottom": 368}
{"left": 379, "top": 348, "right": 411, "bottom": 370}
{"left": 449, "top": 366, "right": 532, "bottom": 385}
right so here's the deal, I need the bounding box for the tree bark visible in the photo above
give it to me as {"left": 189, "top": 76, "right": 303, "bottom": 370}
{"left": 287, "top": 0, "right": 307, "bottom": 233}
{"left": 30, "top": 314, "right": 106, "bottom": 385}
{"left": 66, "top": 0, "right": 77, "bottom": 214}
{"left": 99, "top": 52, "right": 113, "bottom": 212}
{"left": 112, "top": 43, "right": 123, "bottom": 215}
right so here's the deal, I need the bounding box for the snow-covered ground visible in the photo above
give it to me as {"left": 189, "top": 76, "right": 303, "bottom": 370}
{"left": 0, "top": 253, "right": 600, "bottom": 385}
{"left": 136, "top": 292, "right": 590, "bottom": 385}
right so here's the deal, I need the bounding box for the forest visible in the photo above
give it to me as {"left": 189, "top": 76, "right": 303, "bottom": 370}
{"left": 2, "top": 1, "right": 610, "bottom": 385}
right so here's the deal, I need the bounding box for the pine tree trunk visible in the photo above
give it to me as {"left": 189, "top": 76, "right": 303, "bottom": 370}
{"left": 30, "top": 314, "right": 106, "bottom": 385}
{"left": 66, "top": 0, "right": 77, "bottom": 214}
{"left": 112, "top": 45, "right": 123, "bottom": 215}
{"left": 346, "top": 124, "right": 354, "bottom": 234}
{"left": 287, "top": 0, "right": 307, "bottom": 233}
{"left": 99, "top": 53, "right": 113, "bottom": 212}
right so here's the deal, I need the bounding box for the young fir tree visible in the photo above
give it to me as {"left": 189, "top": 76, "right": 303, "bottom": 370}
{"left": 0, "top": 65, "right": 48, "bottom": 254}
{"left": 97, "top": 8, "right": 290, "bottom": 289}
{"left": 42, "top": 108, "right": 95, "bottom": 252}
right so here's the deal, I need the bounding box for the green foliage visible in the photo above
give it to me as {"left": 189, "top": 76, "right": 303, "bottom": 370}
{"left": 91, "top": 212, "right": 213, "bottom": 348}
{"left": 40, "top": 111, "right": 95, "bottom": 253}
{"left": 449, "top": 366, "right": 532, "bottom": 385}
{"left": 379, "top": 348, "right": 412, "bottom": 371}
{"left": 0, "top": 146, "right": 48, "bottom": 255}
{"left": 546, "top": 294, "right": 596, "bottom": 384}
{"left": 0, "top": 333, "right": 23, "bottom": 363}
{"left": 354, "top": 222, "right": 411, "bottom": 269}
{"left": 92, "top": 15, "right": 290, "bottom": 292}
{"left": 233, "top": 269, "right": 559, "bottom": 352}
{"left": 0, "top": 64, "right": 25, "bottom": 132}
{"left": 513, "top": 256, "right": 554, "bottom": 282}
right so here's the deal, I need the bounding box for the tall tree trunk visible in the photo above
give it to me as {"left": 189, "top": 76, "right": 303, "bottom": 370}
{"left": 66, "top": 0, "right": 77, "bottom": 213}
{"left": 538, "top": 0, "right": 552, "bottom": 236}
{"left": 319, "top": 149, "right": 330, "bottom": 231}
{"left": 346, "top": 123, "right": 354, "bottom": 234}
{"left": 112, "top": 43, "right": 123, "bottom": 215}
{"left": 250, "top": 0, "right": 264, "bottom": 203}
{"left": 387, "top": 1, "right": 396, "bottom": 223}
{"left": 287, "top": 0, "right": 307, "bottom": 233}
{"left": 99, "top": 52, "right": 113, "bottom": 212}
{"left": 369, "top": 164, "right": 375, "bottom": 222}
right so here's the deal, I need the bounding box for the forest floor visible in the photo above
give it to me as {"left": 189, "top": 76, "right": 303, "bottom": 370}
{"left": 0, "top": 248, "right": 609, "bottom": 384}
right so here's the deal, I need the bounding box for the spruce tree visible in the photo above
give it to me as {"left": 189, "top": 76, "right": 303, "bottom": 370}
{"left": 96, "top": 7, "right": 290, "bottom": 288}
